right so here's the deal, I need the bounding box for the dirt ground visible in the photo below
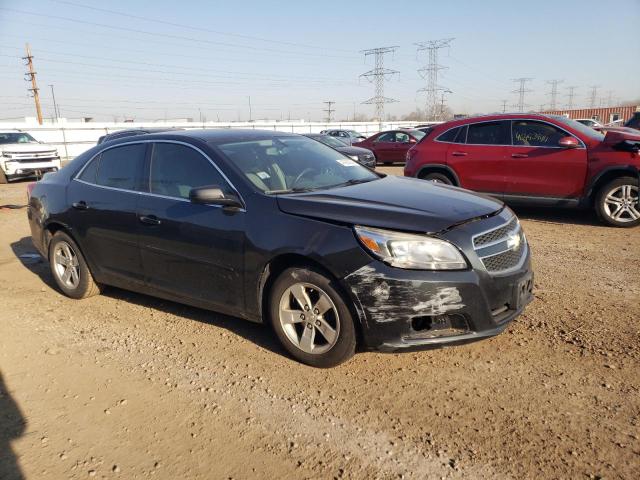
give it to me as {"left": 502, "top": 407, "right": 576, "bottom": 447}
{"left": 1, "top": 168, "right": 639, "bottom": 479}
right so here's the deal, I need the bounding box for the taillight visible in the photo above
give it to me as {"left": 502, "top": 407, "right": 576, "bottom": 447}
{"left": 406, "top": 147, "right": 418, "bottom": 164}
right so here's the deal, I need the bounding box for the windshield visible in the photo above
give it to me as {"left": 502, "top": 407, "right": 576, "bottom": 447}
{"left": 346, "top": 130, "right": 364, "bottom": 138}
{"left": 218, "top": 136, "right": 379, "bottom": 194}
{"left": 409, "top": 129, "right": 427, "bottom": 141}
{"left": 311, "top": 135, "right": 347, "bottom": 149}
{"left": 551, "top": 116, "right": 605, "bottom": 141}
{"left": 0, "top": 132, "right": 37, "bottom": 144}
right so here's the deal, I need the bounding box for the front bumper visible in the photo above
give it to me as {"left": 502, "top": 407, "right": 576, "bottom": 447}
{"left": 4, "top": 159, "right": 60, "bottom": 178}
{"left": 342, "top": 245, "right": 533, "bottom": 352}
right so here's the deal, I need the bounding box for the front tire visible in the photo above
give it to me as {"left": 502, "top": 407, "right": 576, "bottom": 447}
{"left": 595, "top": 176, "right": 640, "bottom": 227}
{"left": 49, "top": 231, "right": 102, "bottom": 299}
{"left": 269, "top": 267, "right": 356, "bottom": 368}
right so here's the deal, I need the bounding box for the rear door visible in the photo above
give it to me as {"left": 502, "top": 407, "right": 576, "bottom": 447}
{"left": 505, "top": 120, "right": 588, "bottom": 198}
{"left": 137, "top": 141, "right": 246, "bottom": 311}
{"left": 446, "top": 121, "right": 509, "bottom": 196}
{"left": 68, "top": 142, "right": 147, "bottom": 287}
{"left": 372, "top": 132, "right": 399, "bottom": 163}
{"left": 393, "top": 131, "right": 417, "bottom": 163}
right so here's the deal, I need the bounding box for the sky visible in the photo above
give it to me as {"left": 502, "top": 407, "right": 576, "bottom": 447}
{"left": 0, "top": 0, "right": 639, "bottom": 122}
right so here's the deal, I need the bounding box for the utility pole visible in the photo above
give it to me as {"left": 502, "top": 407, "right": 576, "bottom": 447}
{"left": 546, "top": 79, "right": 563, "bottom": 110}
{"left": 511, "top": 77, "right": 533, "bottom": 112}
{"left": 500, "top": 99, "right": 508, "bottom": 113}
{"left": 248, "top": 96, "right": 252, "bottom": 122}
{"left": 22, "top": 43, "right": 43, "bottom": 125}
{"left": 323, "top": 101, "right": 335, "bottom": 123}
{"left": 415, "top": 38, "right": 454, "bottom": 121}
{"left": 438, "top": 90, "right": 452, "bottom": 120}
{"left": 588, "top": 85, "right": 600, "bottom": 109}
{"left": 48, "top": 84, "right": 59, "bottom": 121}
{"left": 565, "top": 86, "right": 578, "bottom": 110}
{"left": 360, "top": 46, "right": 399, "bottom": 122}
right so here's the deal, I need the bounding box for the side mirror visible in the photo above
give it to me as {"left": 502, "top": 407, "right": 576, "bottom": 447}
{"left": 558, "top": 136, "right": 579, "bottom": 149}
{"left": 189, "top": 185, "right": 243, "bottom": 208}
{"left": 409, "top": 138, "right": 417, "bottom": 144}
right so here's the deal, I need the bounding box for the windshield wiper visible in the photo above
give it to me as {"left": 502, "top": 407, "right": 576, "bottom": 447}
{"left": 265, "top": 186, "right": 317, "bottom": 195}
{"left": 326, "top": 178, "right": 377, "bottom": 189}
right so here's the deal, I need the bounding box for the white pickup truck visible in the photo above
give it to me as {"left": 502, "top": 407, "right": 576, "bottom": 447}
{"left": 0, "top": 131, "right": 61, "bottom": 183}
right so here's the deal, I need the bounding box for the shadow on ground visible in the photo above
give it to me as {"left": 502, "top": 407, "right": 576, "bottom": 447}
{"left": 509, "top": 206, "right": 602, "bottom": 227}
{"left": 0, "top": 372, "right": 26, "bottom": 480}
{"left": 10, "top": 237, "right": 288, "bottom": 360}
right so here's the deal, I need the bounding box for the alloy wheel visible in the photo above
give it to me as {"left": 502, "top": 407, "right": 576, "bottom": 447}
{"left": 278, "top": 282, "right": 340, "bottom": 354}
{"left": 603, "top": 184, "right": 640, "bottom": 223}
{"left": 53, "top": 241, "right": 80, "bottom": 289}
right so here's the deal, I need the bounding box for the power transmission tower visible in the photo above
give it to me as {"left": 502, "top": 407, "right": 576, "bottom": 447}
{"left": 22, "top": 43, "right": 43, "bottom": 125}
{"left": 606, "top": 90, "right": 614, "bottom": 107}
{"left": 565, "top": 86, "right": 578, "bottom": 110}
{"left": 360, "top": 46, "right": 399, "bottom": 122}
{"left": 438, "top": 90, "right": 452, "bottom": 119}
{"left": 546, "top": 79, "right": 563, "bottom": 110}
{"left": 511, "top": 77, "right": 533, "bottom": 112}
{"left": 323, "top": 101, "right": 335, "bottom": 123}
{"left": 415, "top": 38, "right": 454, "bottom": 120}
{"left": 500, "top": 99, "right": 508, "bottom": 113}
{"left": 587, "top": 85, "right": 600, "bottom": 108}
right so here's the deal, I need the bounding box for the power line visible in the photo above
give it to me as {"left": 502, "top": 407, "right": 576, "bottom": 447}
{"left": 511, "top": 77, "right": 533, "bottom": 112}
{"left": 22, "top": 43, "right": 43, "bottom": 124}
{"left": 323, "top": 101, "right": 335, "bottom": 122}
{"left": 360, "top": 46, "right": 399, "bottom": 122}
{"left": 565, "top": 86, "right": 578, "bottom": 110}
{"left": 546, "top": 79, "right": 563, "bottom": 110}
{"left": 416, "top": 38, "right": 454, "bottom": 120}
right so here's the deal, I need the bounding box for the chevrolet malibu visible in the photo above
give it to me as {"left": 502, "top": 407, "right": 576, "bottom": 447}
{"left": 27, "top": 130, "right": 533, "bottom": 367}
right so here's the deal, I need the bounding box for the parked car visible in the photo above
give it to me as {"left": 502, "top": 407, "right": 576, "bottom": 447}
{"left": 28, "top": 129, "right": 533, "bottom": 367}
{"left": 97, "top": 128, "right": 182, "bottom": 144}
{"left": 624, "top": 112, "right": 640, "bottom": 131}
{"left": 304, "top": 134, "right": 375, "bottom": 169}
{"left": 404, "top": 114, "right": 640, "bottom": 227}
{"left": 0, "top": 131, "right": 61, "bottom": 183}
{"left": 575, "top": 118, "right": 604, "bottom": 129}
{"left": 319, "top": 129, "right": 367, "bottom": 145}
{"left": 354, "top": 129, "right": 426, "bottom": 165}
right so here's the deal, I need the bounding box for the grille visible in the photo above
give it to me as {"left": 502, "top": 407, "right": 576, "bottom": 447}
{"left": 482, "top": 239, "right": 525, "bottom": 272}
{"left": 473, "top": 216, "right": 518, "bottom": 247}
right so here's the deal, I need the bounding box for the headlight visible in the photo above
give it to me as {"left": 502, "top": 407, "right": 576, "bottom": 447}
{"left": 348, "top": 155, "right": 359, "bottom": 161}
{"left": 354, "top": 225, "right": 467, "bottom": 270}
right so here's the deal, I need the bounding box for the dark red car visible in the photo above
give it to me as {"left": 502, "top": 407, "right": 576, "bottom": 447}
{"left": 404, "top": 114, "right": 640, "bottom": 227}
{"left": 354, "top": 129, "right": 426, "bottom": 165}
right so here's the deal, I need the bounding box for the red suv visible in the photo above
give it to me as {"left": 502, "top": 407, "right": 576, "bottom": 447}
{"left": 404, "top": 114, "right": 640, "bottom": 227}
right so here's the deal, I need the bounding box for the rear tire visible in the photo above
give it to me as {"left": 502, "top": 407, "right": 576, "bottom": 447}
{"left": 419, "top": 172, "right": 454, "bottom": 185}
{"left": 49, "top": 231, "right": 102, "bottom": 299}
{"left": 269, "top": 267, "right": 356, "bottom": 368}
{"left": 0, "top": 170, "right": 7, "bottom": 184}
{"left": 595, "top": 176, "right": 640, "bottom": 227}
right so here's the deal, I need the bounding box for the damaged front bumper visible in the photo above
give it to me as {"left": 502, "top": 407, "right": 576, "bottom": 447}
{"left": 341, "top": 252, "right": 533, "bottom": 352}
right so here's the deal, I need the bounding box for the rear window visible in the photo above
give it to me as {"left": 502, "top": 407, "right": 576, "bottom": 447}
{"left": 436, "top": 126, "right": 466, "bottom": 143}
{"left": 95, "top": 143, "right": 146, "bottom": 191}
{"left": 467, "top": 121, "right": 509, "bottom": 145}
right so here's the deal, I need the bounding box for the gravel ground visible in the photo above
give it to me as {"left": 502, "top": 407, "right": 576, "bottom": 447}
{"left": 1, "top": 169, "right": 639, "bottom": 479}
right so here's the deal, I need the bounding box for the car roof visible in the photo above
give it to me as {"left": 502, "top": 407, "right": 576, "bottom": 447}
{"left": 432, "top": 112, "right": 567, "bottom": 129}
{"left": 138, "top": 128, "right": 301, "bottom": 145}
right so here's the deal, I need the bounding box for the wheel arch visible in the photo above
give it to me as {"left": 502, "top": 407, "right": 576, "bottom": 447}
{"left": 257, "top": 253, "right": 366, "bottom": 345}
{"left": 416, "top": 164, "right": 460, "bottom": 186}
{"left": 41, "top": 220, "right": 74, "bottom": 259}
{"left": 586, "top": 166, "right": 640, "bottom": 204}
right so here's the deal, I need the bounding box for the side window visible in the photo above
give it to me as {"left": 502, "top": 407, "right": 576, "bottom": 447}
{"left": 437, "top": 127, "right": 460, "bottom": 142}
{"left": 149, "top": 143, "right": 228, "bottom": 200}
{"left": 466, "top": 122, "right": 508, "bottom": 145}
{"left": 377, "top": 132, "right": 395, "bottom": 142}
{"left": 395, "top": 132, "right": 410, "bottom": 143}
{"left": 78, "top": 156, "right": 99, "bottom": 183}
{"left": 512, "top": 121, "right": 568, "bottom": 147}
{"left": 96, "top": 143, "right": 146, "bottom": 190}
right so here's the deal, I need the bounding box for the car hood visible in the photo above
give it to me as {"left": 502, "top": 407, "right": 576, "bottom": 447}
{"left": 276, "top": 175, "right": 503, "bottom": 233}
{"left": 336, "top": 145, "right": 373, "bottom": 156}
{"left": 602, "top": 128, "right": 640, "bottom": 144}
{"left": 0, "top": 143, "right": 56, "bottom": 153}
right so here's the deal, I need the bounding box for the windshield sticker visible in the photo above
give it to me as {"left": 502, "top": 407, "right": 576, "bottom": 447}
{"left": 256, "top": 171, "right": 271, "bottom": 180}
{"left": 515, "top": 132, "right": 550, "bottom": 144}
{"left": 336, "top": 159, "right": 358, "bottom": 167}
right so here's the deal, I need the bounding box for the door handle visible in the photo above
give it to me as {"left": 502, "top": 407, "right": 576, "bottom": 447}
{"left": 72, "top": 201, "right": 88, "bottom": 210}
{"left": 451, "top": 151, "right": 468, "bottom": 157}
{"left": 139, "top": 215, "right": 161, "bottom": 226}
{"left": 511, "top": 153, "right": 529, "bottom": 158}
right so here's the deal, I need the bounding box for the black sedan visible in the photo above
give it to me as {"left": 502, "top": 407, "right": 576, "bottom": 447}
{"left": 27, "top": 129, "right": 533, "bottom": 367}
{"left": 304, "top": 134, "right": 376, "bottom": 168}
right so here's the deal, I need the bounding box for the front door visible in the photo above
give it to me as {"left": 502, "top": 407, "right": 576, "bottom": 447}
{"left": 505, "top": 120, "right": 588, "bottom": 198}
{"left": 137, "top": 142, "right": 245, "bottom": 312}
{"left": 446, "top": 121, "right": 509, "bottom": 196}
{"left": 68, "top": 142, "right": 147, "bottom": 287}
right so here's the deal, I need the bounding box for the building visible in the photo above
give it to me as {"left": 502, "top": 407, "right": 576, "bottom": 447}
{"left": 542, "top": 105, "right": 639, "bottom": 125}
